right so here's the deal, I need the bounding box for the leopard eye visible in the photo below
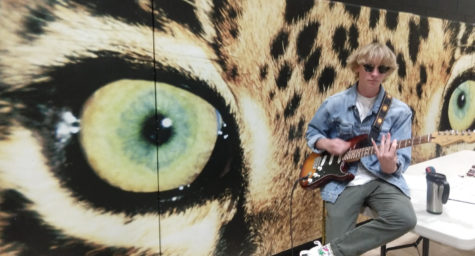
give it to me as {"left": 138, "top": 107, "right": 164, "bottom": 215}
{"left": 80, "top": 79, "right": 220, "bottom": 192}
{"left": 447, "top": 80, "right": 475, "bottom": 130}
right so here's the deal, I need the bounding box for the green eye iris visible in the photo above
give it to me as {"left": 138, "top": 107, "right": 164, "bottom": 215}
{"left": 447, "top": 81, "right": 475, "bottom": 130}
{"left": 80, "top": 79, "right": 219, "bottom": 192}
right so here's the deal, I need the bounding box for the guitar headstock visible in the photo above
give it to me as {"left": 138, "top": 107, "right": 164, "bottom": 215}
{"left": 431, "top": 130, "right": 475, "bottom": 146}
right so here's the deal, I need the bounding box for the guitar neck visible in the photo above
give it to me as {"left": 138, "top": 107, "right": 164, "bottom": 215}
{"left": 342, "top": 134, "right": 433, "bottom": 162}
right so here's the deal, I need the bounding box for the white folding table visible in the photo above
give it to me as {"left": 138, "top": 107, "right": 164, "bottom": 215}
{"left": 403, "top": 150, "right": 475, "bottom": 255}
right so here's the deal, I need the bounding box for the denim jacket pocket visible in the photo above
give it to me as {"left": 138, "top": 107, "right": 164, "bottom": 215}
{"left": 337, "top": 122, "right": 353, "bottom": 140}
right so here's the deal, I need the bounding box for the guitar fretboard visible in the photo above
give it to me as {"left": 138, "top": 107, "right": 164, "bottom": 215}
{"left": 342, "top": 134, "right": 432, "bottom": 162}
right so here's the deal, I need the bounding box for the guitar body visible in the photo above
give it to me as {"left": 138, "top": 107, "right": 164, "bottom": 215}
{"left": 299, "top": 135, "right": 367, "bottom": 189}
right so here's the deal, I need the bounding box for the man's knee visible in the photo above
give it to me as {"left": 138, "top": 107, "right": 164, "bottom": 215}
{"left": 391, "top": 207, "right": 417, "bottom": 231}
{"left": 404, "top": 210, "right": 417, "bottom": 230}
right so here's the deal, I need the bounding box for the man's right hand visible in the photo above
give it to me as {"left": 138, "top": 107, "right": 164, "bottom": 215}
{"left": 315, "top": 138, "right": 351, "bottom": 155}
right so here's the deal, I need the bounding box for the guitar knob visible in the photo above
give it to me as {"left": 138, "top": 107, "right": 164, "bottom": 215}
{"left": 313, "top": 173, "right": 320, "bottom": 178}
{"left": 307, "top": 177, "right": 313, "bottom": 183}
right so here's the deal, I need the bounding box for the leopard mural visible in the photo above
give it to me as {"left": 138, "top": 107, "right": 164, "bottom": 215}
{"left": 0, "top": 0, "right": 473, "bottom": 255}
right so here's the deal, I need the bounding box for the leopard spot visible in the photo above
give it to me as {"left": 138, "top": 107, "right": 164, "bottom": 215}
{"left": 229, "top": 26, "right": 239, "bottom": 39}
{"left": 287, "top": 118, "right": 305, "bottom": 141}
{"left": 318, "top": 67, "right": 336, "bottom": 93}
{"left": 385, "top": 12, "right": 398, "bottom": 30}
{"left": 211, "top": 42, "right": 227, "bottom": 72}
{"left": 303, "top": 48, "right": 321, "bottom": 81}
{"left": 269, "top": 90, "right": 275, "bottom": 100}
{"left": 284, "top": 0, "right": 314, "bottom": 23}
{"left": 297, "top": 22, "right": 320, "bottom": 61}
{"left": 23, "top": 6, "right": 55, "bottom": 40}
{"left": 284, "top": 93, "right": 301, "bottom": 118}
{"left": 344, "top": 4, "right": 361, "bottom": 19}
{"left": 276, "top": 62, "right": 292, "bottom": 90}
{"left": 297, "top": 118, "right": 306, "bottom": 132}
{"left": 332, "top": 26, "right": 350, "bottom": 66}
{"left": 397, "top": 53, "right": 407, "bottom": 78}
{"left": 419, "top": 17, "right": 430, "bottom": 39}
{"left": 410, "top": 107, "right": 416, "bottom": 123}
{"left": 408, "top": 17, "right": 430, "bottom": 63}
{"left": 408, "top": 20, "right": 421, "bottom": 63}
{"left": 293, "top": 148, "right": 301, "bottom": 167}
{"left": 416, "top": 65, "right": 427, "bottom": 99}
{"left": 260, "top": 64, "right": 269, "bottom": 80}
{"left": 271, "top": 31, "right": 290, "bottom": 59}
{"left": 369, "top": 9, "right": 380, "bottom": 29}
{"left": 155, "top": 1, "right": 204, "bottom": 34}
{"left": 348, "top": 24, "right": 359, "bottom": 50}
{"left": 461, "top": 25, "right": 473, "bottom": 53}
{"left": 229, "top": 65, "right": 239, "bottom": 80}
{"left": 386, "top": 40, "right": 395, "bottom": 51}
{"left": 288, "top": 125, "right": 298, "bottom": 141}
{"left": 228, "top": 6, "right": 238, "bottom": 19}
{"left": 446, "top": 21, "right": 461, "bottom": 49}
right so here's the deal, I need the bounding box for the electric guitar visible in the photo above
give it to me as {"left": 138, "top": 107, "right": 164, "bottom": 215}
{"left": 299, "top": 130, "right": 475, "bottom": 190}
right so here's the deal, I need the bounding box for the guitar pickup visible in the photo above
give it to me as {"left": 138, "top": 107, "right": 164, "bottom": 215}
{"left": 312, "top": 156, "right": 322, "bottom": 170}
{"left": 320, "top": 155, "right": 327, "bottom": 166}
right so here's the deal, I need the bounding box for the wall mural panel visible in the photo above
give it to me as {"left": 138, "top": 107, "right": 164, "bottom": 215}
{"left": 0, "top": 0, "right": 473, "bottom": 255}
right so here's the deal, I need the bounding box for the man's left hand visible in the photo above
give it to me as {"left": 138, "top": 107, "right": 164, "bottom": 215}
{"left": 371, "top": 133, "right": 398, "bottom": 174}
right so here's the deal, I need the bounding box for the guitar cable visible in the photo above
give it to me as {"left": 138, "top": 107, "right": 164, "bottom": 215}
{"left": 289, "top": 175, "right": 310, "bottom": 256}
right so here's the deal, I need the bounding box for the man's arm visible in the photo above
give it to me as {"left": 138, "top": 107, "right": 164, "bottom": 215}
{"left": 305, "top": 101, "right": 330, "bottom": 153}
{"left": 316, "top": 138, "right": 351, "bottom": 156}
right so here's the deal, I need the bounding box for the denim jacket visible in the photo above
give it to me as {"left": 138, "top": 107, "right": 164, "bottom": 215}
{"left": 305, "top": 83, "right": 413, "bottom": 203}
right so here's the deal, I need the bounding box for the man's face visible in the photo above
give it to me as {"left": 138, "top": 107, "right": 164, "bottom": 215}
{"left": 357, "top": 62, "right": 389, "bottom": 88}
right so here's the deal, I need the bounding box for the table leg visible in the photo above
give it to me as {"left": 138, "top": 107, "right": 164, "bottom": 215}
{"left": 422, "top": 237, "right": 429, "bottom": 256}
{"left": 380, "top": 244, "right": 386, "bottom": 256}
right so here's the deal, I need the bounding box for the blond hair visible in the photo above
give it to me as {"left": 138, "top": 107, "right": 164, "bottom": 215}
{"left": 347, "top": 42, "right": 398, "bottom": 79}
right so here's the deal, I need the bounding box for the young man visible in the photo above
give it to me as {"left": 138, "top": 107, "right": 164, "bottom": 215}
{"left": 302, "top": 43, "right": 417, "bottom": 256}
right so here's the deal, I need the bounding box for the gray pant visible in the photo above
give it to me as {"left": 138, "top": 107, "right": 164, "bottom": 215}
{"left": 325, "top": 179, "right": 417, "bottom": 256}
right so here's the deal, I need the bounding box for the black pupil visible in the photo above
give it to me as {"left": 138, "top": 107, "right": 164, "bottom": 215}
{"left": 457, "top": 92, "right": 466, "bottom": 109}
{"left": 142, "top": 114, "right": 173, "bottom": 146}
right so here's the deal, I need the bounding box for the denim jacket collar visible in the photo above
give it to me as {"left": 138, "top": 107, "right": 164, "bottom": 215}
{"left": 349, "top": 82, "right": 386, "bottom": 115}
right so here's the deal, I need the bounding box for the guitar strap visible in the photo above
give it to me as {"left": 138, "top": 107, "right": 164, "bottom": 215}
{"left": 368, "top": 91, "right": 392, "bottom": 142}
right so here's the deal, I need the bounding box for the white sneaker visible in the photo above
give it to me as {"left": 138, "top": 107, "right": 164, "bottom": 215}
{"left": 299, "top": 241, "right": 334, "bottom": 256}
